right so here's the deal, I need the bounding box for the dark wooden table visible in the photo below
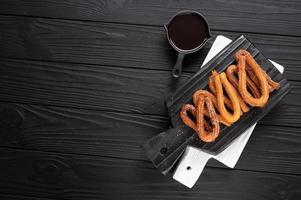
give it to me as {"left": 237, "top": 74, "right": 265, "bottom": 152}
{"left": 0, "top": 1, "right": 300, "bottom": 199}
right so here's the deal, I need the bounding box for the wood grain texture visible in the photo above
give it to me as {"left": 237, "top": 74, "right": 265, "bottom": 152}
{"left": 0, "top": 194, "right": 54, "bottom": 200}
{"left": 0, "top": 103, "right": 300, "bottom": 175}
{"left": 0, "top": 1, "right": 300, "bottom": 199}
{"left": 0, "top": 57, "right": 299, "bottom": 116}
{"left": 0, "top": 58, "right": 188, "bottom": 115}
{"left": 0, "top": 147, "right": 300, "bottom": 200}
{"left": 0, "top": 15, "right": 300, "bottom": 81}
{"left": 0, "top": 0, "right": 300, "bottom": 36}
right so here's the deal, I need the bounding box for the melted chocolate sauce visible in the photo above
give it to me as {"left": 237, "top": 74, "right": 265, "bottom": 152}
{"left": 167, "top": 13, "right": 209, "bottom": 50}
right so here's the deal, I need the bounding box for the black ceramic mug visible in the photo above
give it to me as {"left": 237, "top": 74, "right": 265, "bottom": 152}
{"left": 165, "top": 10, "right": 211, "bottom": 78}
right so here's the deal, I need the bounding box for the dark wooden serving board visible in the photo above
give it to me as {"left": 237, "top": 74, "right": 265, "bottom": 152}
{"left": 143, "top": 35, "right": 290, "bottom": 174}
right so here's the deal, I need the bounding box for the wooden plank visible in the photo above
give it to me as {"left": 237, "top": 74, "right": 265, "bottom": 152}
{"left": 0, "top": 15, "right": 300, "bottom": 81}
{"left": 0, "top": 0, "right": 300, "bottom": 36}
{"left": 0, "top": 58, "right": 299, "bottom": 116}
{"left": 0, "top": 103, "right": 300, "bottom": 175}
{"left": 0, "top": 58, "right": 188, "bottom": 115}
{"left": 0, "top": 147, "right": 300, "bottom": 200}
{"left": 0, "top": 103, "right": 167, "bottom": 160}
{"left": 0, "top": 194, "right": 55, "bottom": 200}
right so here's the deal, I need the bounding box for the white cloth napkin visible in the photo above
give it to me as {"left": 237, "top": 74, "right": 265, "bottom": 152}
{"left": 173, "top": 35, "right": 284, "bottom": 188}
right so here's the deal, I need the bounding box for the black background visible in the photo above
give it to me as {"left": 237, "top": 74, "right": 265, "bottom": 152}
{"left": 0, "top": 1, "right": 300, "bottom": 199}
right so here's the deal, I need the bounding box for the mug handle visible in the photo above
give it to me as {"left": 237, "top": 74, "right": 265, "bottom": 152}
{"left": 172, "top": 53, "right": 185, "bottom": 78}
